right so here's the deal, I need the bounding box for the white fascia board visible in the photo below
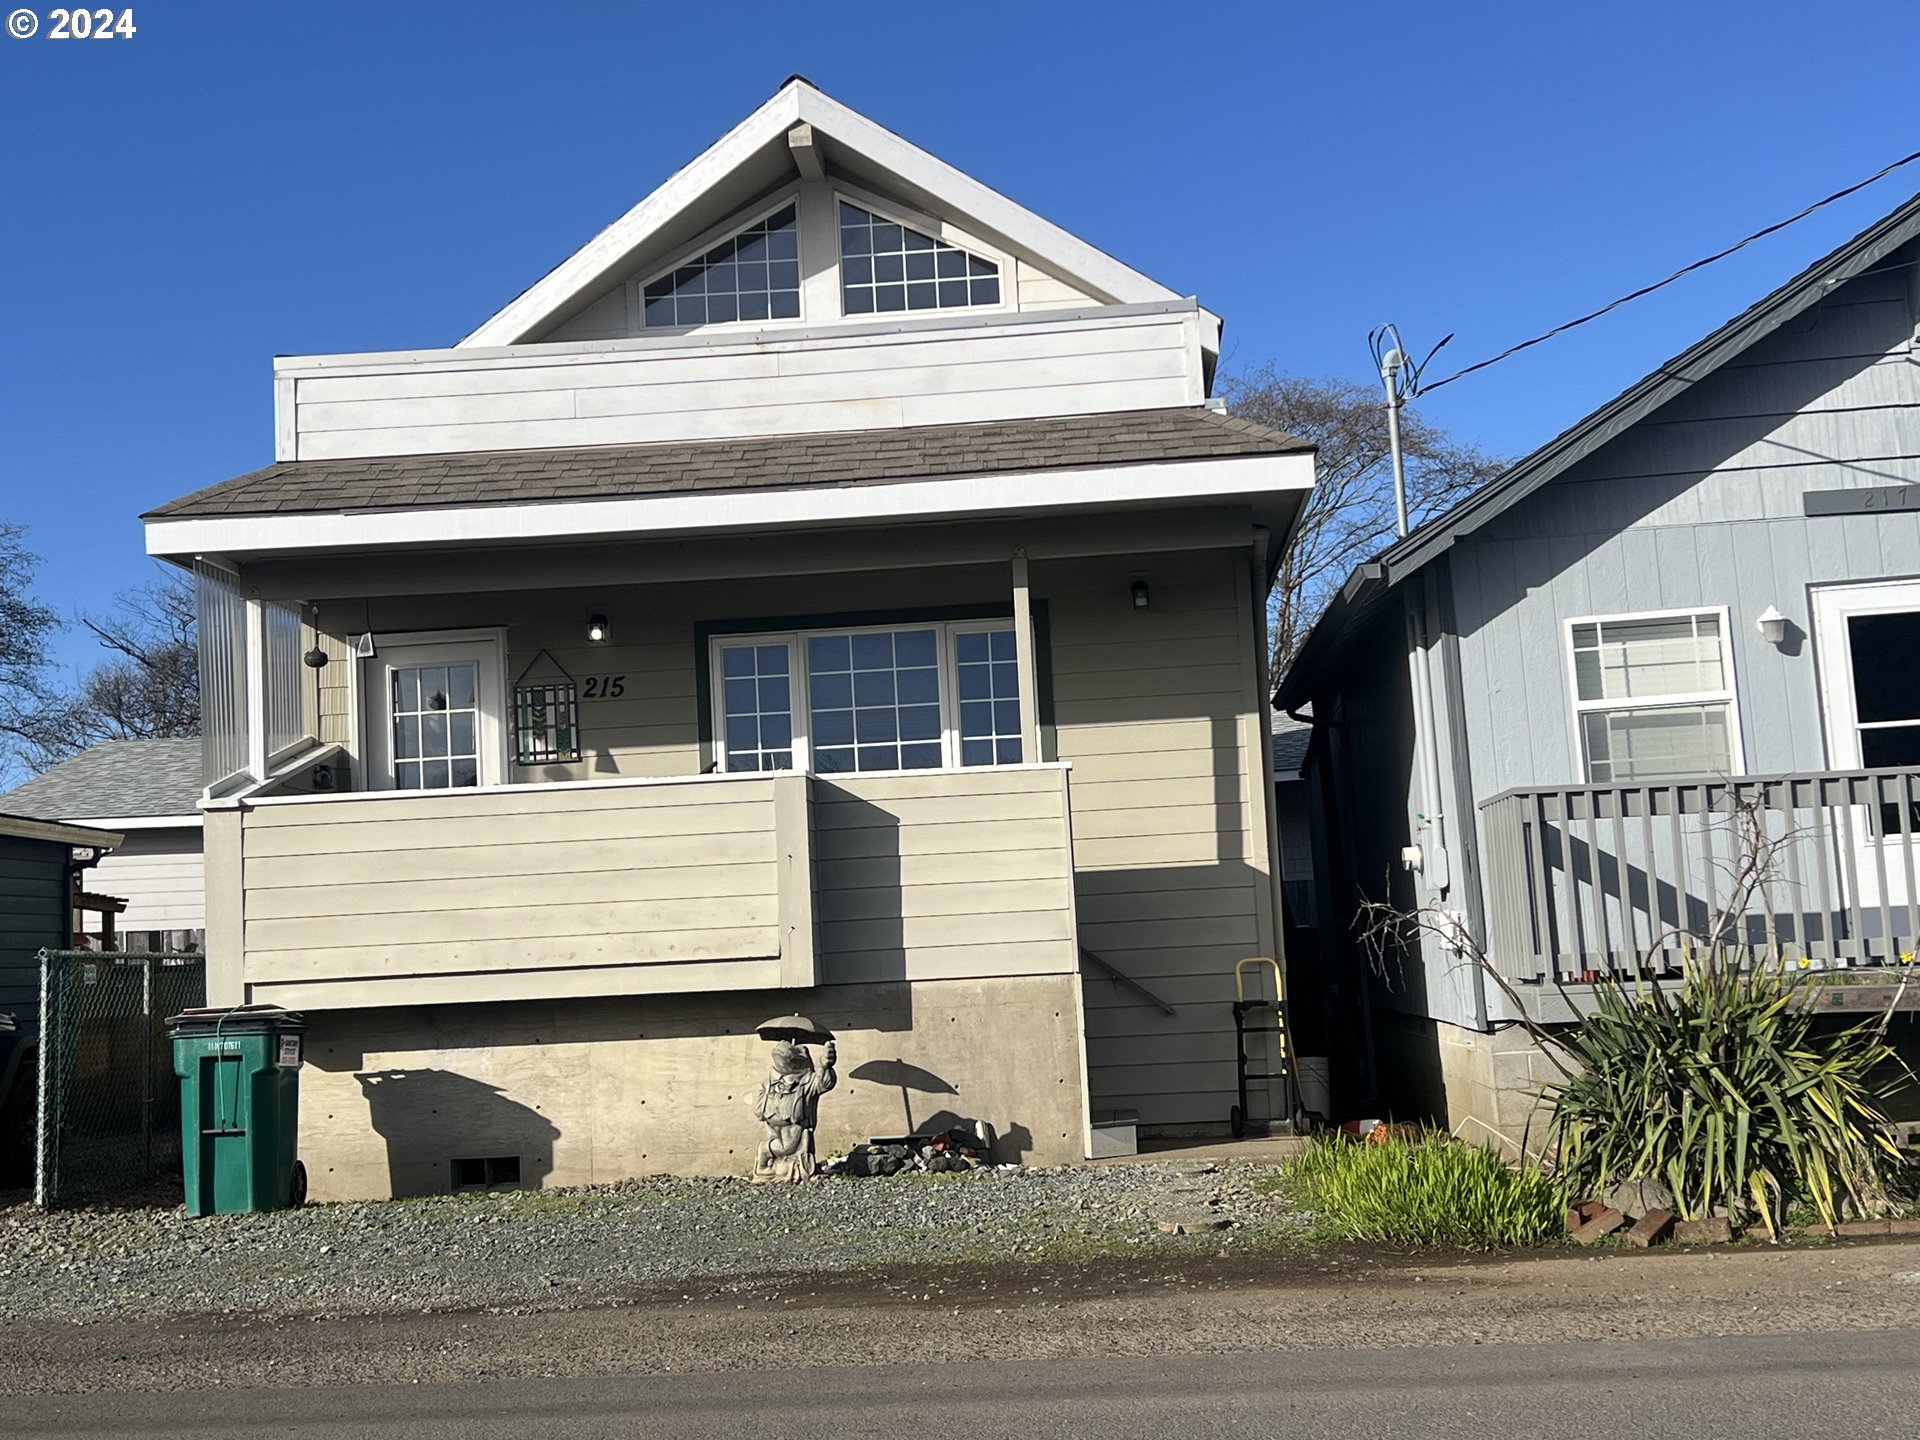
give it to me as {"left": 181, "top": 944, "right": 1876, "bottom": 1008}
{"left": 460, "top": 79, "right": 1193, "bottom": 349}
{"left": 145, "top": 452, "right": 1314, "bottom": 560}
{"left": 63, "top": 814, "right": 203, "bottom": 831}
{"left": 460, "top": 86, "right": 802, "bottom": 349}
{"left": 0, "top": 816, "right": 125, "bottom": 849}
{"left": 795, "top": 86, "right": 1181, "bottom": 311}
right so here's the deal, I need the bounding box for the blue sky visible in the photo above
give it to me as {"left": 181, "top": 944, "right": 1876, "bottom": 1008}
{"left": 3, "top": 1, "right": 1916, "bottom": 675}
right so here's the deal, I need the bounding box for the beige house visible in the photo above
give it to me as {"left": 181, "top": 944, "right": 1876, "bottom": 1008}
{"left": 142, "top": 79, "right": 1314, "bottom": 1200}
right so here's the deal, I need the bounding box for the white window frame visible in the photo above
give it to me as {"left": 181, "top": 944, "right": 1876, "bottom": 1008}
{"left": 831, "top": 182, "right": 1015, "bottom": 322}
{"left": 1562, "top": 605, "right": 1746, "bottom": 784}
{"left": 1811, "top": 577, "right": 1920, "bottom": 770}
{"left": 709, "top": 617, "right": 1024, "bottom": 775}
{"left": 627, "top": 188, "right": 809, "bottom": 336}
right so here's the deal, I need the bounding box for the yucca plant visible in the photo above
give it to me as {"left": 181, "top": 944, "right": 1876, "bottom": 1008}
{"left": 1284, "top": 1130, "right": 1565, "bottom": 1248}
{"left": 1547, "top": 958, "right": 1911, "bottom": 1238}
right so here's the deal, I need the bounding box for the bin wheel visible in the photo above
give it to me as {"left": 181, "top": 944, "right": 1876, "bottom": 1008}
{"left": 1229, "top": 1104, "right": 1245, "bottom": 1140}
{"left": 290, "top": 1160, "right": 308, "bottom": 1207}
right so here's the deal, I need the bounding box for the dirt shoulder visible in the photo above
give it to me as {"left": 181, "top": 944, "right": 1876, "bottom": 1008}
{"left": 6, "top": 1237, "right": 1920, "bottom": 1395}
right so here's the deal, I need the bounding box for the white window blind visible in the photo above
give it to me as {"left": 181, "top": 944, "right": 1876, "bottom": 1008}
{"left": 1568, "top": 612, "right": 1738, "bottom": 784}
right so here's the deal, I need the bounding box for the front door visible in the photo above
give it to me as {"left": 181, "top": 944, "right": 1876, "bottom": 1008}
{"left": 363, "top": 635, "right": 507, "bottom": 791}
{"left": 1812, "top": 580, "right": 1920, "bottom": 918}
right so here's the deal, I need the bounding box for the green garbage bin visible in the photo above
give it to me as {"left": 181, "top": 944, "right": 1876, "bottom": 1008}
{"left": 169, "top": 1006, "right": 307, "bottom": 1216}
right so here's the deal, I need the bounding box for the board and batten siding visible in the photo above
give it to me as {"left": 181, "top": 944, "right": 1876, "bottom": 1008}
{"left": 0, "top": 836, "right": 68, "bottom": 1011}
{"left": 1045, "top": 549, "right": 1282, "bottom": 1129}
{"left": 812, "top": 766, "right": 1079, "bottom": 986}
{"left": 224, "top": 774, "right": 807, "bottom": 1011}
{"left": 275, "top": 307, "right": 1206, "bottom": 462}
{"left": 1450, "top": 258, "right": 1920, "bottom": 804}
{"left": 84, "top": 828, "right": 204, "bottom": 938}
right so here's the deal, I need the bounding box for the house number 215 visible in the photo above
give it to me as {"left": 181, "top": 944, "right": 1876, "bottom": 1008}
{"left": 581, "top": 675, "right": 626, "bottom": 698}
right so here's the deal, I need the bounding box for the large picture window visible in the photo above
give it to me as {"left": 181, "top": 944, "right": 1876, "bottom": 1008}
{"left": 1567, "top": 609, "right": 1740, "bottom": 784}
{"left": 711, "top": 620, "right": 1024, "bottom": 774}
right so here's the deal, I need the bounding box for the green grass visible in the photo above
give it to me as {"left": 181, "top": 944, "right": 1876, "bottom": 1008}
{"left": 1274, "top": 1132, "right": 1565, "bottom": 1249}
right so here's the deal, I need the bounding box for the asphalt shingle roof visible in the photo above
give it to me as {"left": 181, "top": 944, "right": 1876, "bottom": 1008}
{"left": 0, "top": 740, "right": 202, "bottom": 821}
{"left": 1269, "top": 713, "right": 1312, "bottom": 777}
{"left": 144, "top": 408, "right": 1310, "bottom": 520}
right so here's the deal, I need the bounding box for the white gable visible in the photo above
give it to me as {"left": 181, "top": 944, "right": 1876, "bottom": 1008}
{"left": 460, "top": 78, "right": 1218, "bottom": 353}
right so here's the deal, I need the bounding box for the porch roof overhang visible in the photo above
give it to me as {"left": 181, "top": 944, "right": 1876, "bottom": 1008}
{"left": 143, "top": 408, "right": 1315, "bottom": 565}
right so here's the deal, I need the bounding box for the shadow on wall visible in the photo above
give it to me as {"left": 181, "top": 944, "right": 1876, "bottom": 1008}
{"left": 356, "top": 1069, "right": 560, "bottom": 1197}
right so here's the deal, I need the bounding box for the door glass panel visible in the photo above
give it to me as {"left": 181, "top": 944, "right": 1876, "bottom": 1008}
{"left": 1849, "top": 613, "right": 1920, "bottom": 724}
{"left": 718, "top": 643, "right": 794, "bottom": 772}
{"left": 392, "top": 661, "right": 481, "bottom": 790}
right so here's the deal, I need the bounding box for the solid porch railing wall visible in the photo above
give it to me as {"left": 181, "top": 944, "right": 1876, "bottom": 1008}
{"left": 1480, "top": 767, "right": 1920, "bottom": 984}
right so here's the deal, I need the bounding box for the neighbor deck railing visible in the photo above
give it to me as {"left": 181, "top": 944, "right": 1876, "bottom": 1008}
{"left": 1479, "top": 767, "right": 1920, "bottom": 984}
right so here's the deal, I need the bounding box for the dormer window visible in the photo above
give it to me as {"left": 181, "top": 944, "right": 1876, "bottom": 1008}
{"left": 839, "top": 202, "right": 999, "bottom": 315}
{"left": 642, "top": 204, "right": 801, "bottom": 328}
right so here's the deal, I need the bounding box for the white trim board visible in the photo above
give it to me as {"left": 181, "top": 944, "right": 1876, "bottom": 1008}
{"left": 61, "top": 814, "right": 203, "bottom": 831}
{"left": 146, "top": 451, "right": 1314, "bottom": 560}
{"left": 0, "top": 816, "right": 125, "bottom": 849}
{"left": 458, "top": 79, "right": 1212, "bottom": 350}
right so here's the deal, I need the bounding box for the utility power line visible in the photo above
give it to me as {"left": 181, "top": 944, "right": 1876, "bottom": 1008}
{"left": 1415, "top": 147, "right": 1920, "bottom": 395}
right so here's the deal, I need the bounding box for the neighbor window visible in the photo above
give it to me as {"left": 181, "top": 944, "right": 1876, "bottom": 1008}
{"left": 642, "top": 204, "right": 801, "bottom": 328}
{"left": 1568, "top": 611, "right": 1739, "bottom": 784}
{"left": 838, "top": 201, "right": 1000, "bottom": 315}
{"left": 713, "top": 620, "right": 1023, "bottom": 773}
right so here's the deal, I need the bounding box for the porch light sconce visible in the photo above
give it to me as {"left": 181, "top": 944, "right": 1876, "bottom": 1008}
{"left": 1756, "top": 605, "right": 1788, "bottom": 646}
{"left": 586, "top": 613, "right": 611, "bottom": 645}
{"left": 1130, "top": 578, "right": 1151, "bottom": 611}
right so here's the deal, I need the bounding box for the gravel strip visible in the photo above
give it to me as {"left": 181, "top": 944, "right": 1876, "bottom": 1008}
{"left": 0, "top": 1163, "right": 1308, "bottom": 1324}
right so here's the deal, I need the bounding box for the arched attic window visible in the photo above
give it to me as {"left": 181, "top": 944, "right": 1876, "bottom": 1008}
{"left": 641, "top": 204, "right": 802, "bottom": 328}
{"left": 838, "top": 202, "right": 1000, "bottom": 315}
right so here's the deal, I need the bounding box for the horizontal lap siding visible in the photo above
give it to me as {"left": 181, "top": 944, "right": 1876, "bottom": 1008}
{"left": 240, "top": 781, "right": 783, "bottom": 1007}
{"left": 341, "top": 565, "right": 1012, "bottom": 788}
{"left": 1045, "top": 549, "right": 1274, "bottom": 1129}
{"left": 812, "top": 769, "right": 1077, "bottom": 986}
{"left": 290, "top": 313, "right": 1198, "bottom": 460}
{"left": 85, "top": 829, "right": 205, "bottom": 935}
{"left": 0, "top": 838, "right": 67, "bottom": 1009}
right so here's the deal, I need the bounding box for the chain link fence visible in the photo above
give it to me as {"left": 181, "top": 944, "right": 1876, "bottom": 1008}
{"left": 35, "top": 950, "right": 206, "bottom": 1208}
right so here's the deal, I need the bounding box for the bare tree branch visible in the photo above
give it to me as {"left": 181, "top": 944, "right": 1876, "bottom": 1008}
{"left": 1219, "top": 366, "right": 1507, "bottom": 675}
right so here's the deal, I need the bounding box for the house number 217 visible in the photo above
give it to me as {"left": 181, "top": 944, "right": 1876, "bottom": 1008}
{"left": 581, "top": 675, "right": 626, "bottom": 698}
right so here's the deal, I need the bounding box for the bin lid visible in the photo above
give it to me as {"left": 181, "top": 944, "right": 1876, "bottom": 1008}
{"left": 166, "top": 1004, "right": 306, "bottom": 1035}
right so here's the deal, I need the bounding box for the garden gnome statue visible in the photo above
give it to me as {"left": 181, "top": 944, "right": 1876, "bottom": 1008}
{"left": 750, "top": 1015, "right": 838, "bottom": 1182}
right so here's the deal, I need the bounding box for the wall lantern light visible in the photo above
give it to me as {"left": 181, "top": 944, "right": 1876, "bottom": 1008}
{"left": 586, "top": 613, "right": 611, "bottom": 644}
{"left": 1756, "top": 605, "right": 1788, "bottom": 646}
{"left": 1130, "top": 578, "right": 1151, "bottom": 611}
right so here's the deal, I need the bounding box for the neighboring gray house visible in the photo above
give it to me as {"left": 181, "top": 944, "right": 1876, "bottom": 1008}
{"left": 1279, "top": 190, "right": 1920, "bottom": 1141}
{"left": 1, "top": 741, "right": 204, "bottom": 951}
{"left": 0, "top": 815, "right": 124, "bottom": 1014}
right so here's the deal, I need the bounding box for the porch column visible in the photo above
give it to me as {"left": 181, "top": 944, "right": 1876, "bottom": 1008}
{"left": 1010, "top": 547, "right": 1041, "bottom": 762}
{"left": 243, "top": 595, "right": 269, "bottom": 782}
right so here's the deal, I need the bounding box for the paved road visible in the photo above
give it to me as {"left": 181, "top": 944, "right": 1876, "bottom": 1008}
{"left": 8, "top": 1329, "right": 1915, "bottom": 1438}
